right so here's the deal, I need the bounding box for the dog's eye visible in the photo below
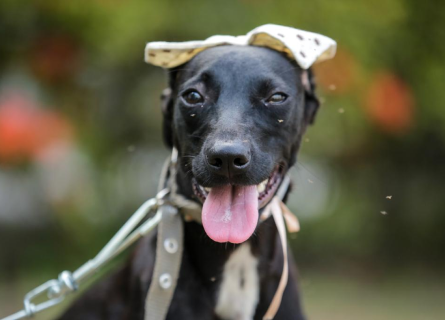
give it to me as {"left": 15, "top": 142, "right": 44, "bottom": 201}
{"left": 266, "top": 93, "right": 287, "bottom": 104}
{"left": 182, "top": 90, "right": 204, "bottom": 105}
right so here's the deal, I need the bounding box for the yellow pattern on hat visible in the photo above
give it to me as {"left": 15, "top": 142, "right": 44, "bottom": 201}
{"left": 145, "top": 24, "right": 336, "bottom": 69}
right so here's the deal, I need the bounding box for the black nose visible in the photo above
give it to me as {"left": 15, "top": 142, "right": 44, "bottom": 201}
{"left": 206, "top": 142, "right": 251, "bottom": 177}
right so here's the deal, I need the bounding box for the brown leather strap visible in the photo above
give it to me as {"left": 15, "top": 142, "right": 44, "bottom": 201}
{"left": 262, "top": 197, "right": 289, "bottom": 320}
{"left": 280, "top": 201, "right": 300, "bottom": 233}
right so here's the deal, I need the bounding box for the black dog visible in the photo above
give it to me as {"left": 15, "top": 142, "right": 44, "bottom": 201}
{"left": 59, "top": 45, "right": 319, "bottom": 320}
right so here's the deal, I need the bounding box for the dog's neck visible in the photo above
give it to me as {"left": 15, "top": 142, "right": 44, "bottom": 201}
{"left": 171, "top": 165, "right": 290, "bottom": 320}
{"left": 183, "top": 221, "right": 239, "bottom": 280}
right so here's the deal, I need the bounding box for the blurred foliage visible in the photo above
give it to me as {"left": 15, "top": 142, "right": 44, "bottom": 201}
{"left": 1, "top": 0, "right": 445, "bottom": 317}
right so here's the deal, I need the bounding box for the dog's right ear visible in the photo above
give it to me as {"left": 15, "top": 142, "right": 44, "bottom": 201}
{"left": 160, "top": 68, "right": 179, "bottom": 148}
{"left": 301, "top": 69, "right": 320, "bottom": 125}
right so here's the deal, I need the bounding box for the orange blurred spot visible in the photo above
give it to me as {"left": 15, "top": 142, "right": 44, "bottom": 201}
{"left": 0, "top": 92, "right": 74, "bottom": 163}
{"left": 365, "top": 72, "right": 414, "bottom": 134}
{"left": 313, "top": 48, "right": 358, "bottom": 95}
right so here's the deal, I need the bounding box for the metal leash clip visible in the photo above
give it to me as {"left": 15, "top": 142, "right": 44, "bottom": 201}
{"left": 24, "top": 280, "right": 64, "bottom": 318}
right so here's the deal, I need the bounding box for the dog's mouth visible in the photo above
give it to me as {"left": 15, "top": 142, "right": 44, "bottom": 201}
{"left": 192, "top": 166, "right": 283, "bottom": 244}
{"left": 192, "top": 167, "right": 282, "bottom": 208}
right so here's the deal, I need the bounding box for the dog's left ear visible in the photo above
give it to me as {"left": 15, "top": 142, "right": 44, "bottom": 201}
{"left": 301, "top": 69, "right": 320, "bottom": 125}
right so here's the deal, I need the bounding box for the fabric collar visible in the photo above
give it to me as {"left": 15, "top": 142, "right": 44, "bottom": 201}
{"left": 145, "top": 24, "right": 336, "bottom": 69}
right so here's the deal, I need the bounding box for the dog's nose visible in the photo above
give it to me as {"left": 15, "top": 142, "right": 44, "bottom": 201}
{"left": 206, "top": 142, "right": 251, "bottom": 177}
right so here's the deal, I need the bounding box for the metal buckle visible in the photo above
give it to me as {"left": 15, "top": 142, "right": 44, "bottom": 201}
{"left": 155, "top": 188, "right": 170, "bottom": 207}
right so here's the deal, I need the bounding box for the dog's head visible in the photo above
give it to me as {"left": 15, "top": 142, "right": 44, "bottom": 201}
{"left": 160, "top": 45, "right": 319, "bottom": 243}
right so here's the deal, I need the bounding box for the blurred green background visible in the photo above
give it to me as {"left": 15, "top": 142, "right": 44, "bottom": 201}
{"left": 1, "top": 0, "right": 444, "bottom": 319}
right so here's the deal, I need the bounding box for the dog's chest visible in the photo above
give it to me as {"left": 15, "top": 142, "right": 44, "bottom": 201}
{"left": 215, "top": 243, "right": 260, "bottom": 320}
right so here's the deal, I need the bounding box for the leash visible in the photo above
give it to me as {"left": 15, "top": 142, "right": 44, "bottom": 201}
{"left": 0, "top": 148, "right": 299, "bottom": 320}
{"left": 0, "top": 188, "right": 168, "bottom": 320}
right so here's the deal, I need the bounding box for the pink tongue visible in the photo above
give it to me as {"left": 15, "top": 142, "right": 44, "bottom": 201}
{"left": 202, "top": 185, "right": 259, "bottom": 244}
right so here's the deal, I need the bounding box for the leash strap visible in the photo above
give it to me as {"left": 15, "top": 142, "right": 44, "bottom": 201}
{"left": 259, "top": 174, "right": 295, "bottom": 320}
{"left": 262, "top": 197, "right": 289, "bottom": 320}
{"left": 145, "top": 150, "right": 185, "bottom": 320}
{"left": 144, "top": 204, "right": 183, "bottom": 320}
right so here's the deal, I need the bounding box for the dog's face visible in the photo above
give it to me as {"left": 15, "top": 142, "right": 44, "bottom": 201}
{"left": 161, "top": 46, "right": 319, "bottom": 243}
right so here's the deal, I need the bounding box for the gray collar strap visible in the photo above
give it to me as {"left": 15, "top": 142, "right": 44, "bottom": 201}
{"left": 144, "top": 204, "right": 183, "bottom": 320}
{"left": 145, "top": 148, "right": 294, "bottom": 320}
{"left": 145, "top": 149, "right": 199, "bottom": 320}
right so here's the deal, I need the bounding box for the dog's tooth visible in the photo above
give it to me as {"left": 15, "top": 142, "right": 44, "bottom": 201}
{"left": 204, "top": 187, "right": 211, "bottom": 193}
{"left": 257, "top": 183, "right": 266, "bottom": 193}
{"left": 257, "top": 179, "right": 269, "bottom": 193}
